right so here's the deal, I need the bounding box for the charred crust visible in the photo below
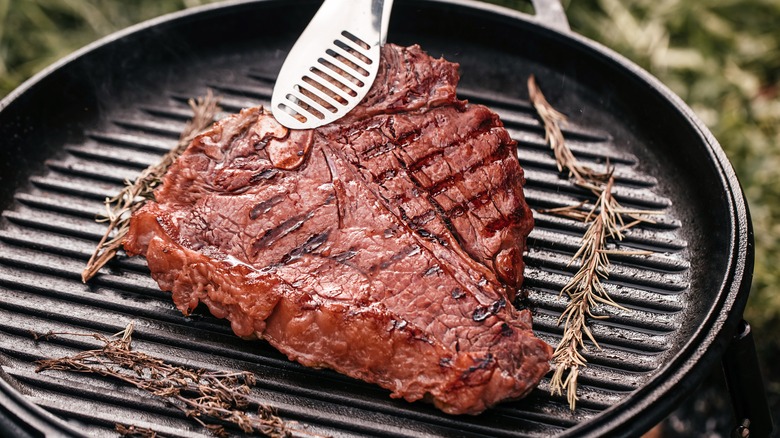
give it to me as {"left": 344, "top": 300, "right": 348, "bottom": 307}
{"left": 500, "top": 323, "right": 513, "bottom": 337}
{"left": 461, "top": 354, "right": 495, "bottom": 379}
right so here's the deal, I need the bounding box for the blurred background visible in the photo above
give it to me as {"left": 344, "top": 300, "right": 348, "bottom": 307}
{"left": 1, "top": 0, "right": 777, "bottom": 436}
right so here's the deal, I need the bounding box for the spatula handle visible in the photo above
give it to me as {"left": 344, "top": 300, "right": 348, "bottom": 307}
{"left": 530, "top": 0, "right": 570, "bottom": 32}
{"left": 375, "top": 0, "right": 394, "bottom": 44}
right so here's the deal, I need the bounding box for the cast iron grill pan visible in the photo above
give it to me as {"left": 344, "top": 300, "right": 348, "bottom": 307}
{"left": 0, "top": 0, "right": 752, "bottom": 436}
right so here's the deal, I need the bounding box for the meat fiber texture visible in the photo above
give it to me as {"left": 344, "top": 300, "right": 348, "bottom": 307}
{"left": 124, "top": 44, "right": 552, "bottom": 415}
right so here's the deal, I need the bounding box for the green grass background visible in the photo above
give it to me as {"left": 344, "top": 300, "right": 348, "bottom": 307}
{"left": 2, "top": 0, "right": 778, "bottom": 431}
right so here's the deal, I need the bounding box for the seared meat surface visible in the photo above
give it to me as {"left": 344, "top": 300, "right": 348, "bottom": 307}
{"left": 124, "top": 44, "right": 551, "bottom": 415}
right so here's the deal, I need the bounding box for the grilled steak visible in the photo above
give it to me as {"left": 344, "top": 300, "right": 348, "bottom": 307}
{"left": 124, "top": 44, "right": 552, "bottom": 415}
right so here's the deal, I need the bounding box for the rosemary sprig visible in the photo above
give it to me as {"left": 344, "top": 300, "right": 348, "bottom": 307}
{"left": 527, "top": 75, "right": 610, "bottom": 185}
{"left": 528, "top": 76, "right": 659, "bottom": 409}
{"left": 35, "top": 322, "right": 295, "bottom": 438}
{"left": 548, "top": 175, "right": 625, "bottom": 410}
{"left": 81, "top": 90, "right": 221, "bottom": 282}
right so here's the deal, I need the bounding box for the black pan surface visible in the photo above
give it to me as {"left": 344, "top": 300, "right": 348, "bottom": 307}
{"left": 0, "top": 0, "right": 752, "bottom": 436}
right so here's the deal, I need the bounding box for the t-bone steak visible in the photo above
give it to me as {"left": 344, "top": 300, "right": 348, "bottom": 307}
{"left": 124, "top": 44, "right": 552, "bottom": 415}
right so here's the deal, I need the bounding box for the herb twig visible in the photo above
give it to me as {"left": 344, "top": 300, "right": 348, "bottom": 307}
{"left": 81, "top": 91, "right": 221, "bottom": 282}
{"left": 527, "top": 75, "right": 610, "bottom": 185}
{"left": 528, "top": 76, "right": 660, "bottom": 409}
{"left": 548, "top": 175, "right": 625, "bottom": 410}
{"left": 35, "top": 322, "right": 298, "bottom": 437}
{"left": 115, "top": 424, "right": 165, "bottom": 438}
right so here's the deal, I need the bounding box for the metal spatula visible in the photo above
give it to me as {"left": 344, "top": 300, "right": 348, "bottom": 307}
{"left": 271, "top": 0, "right": 393, "bottom": 130}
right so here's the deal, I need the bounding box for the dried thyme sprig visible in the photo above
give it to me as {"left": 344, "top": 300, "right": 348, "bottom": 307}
{"left": 81, "top": 91, "right": 221, "bottom": 282}
{"left": 35, "top": 323, "right": 295, "bottom": 438}
{"left": 115, "top": 424, "right": 166, "bottom": 438}
{"left": 528, "top": 76, "right": 659, "bottom": 410}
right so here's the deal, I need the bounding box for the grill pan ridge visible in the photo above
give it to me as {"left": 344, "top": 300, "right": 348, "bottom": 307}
{"left": 0, "top": 0, "right": 752, "bottom": 437}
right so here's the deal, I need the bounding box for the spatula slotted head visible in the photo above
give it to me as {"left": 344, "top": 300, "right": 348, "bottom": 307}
{"left": 271, "top": 0, "right": 391, "bottom": 130}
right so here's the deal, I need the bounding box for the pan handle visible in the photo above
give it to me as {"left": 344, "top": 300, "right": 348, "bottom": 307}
{"left": 529, "top": 0, "right": 570, "bottom": 32}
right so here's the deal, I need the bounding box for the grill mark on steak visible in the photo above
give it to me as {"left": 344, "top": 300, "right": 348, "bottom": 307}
{"left": 361, "top": 140, "right": 398, "bottom": 160}
{"left": 251, "top": 209, "right": 316, "bottom": 253}
{"left": 396, "top": 206, "right": 448, "bottom": 247}
{"left": 125, "top": 44, "right": 550, "bottom": 416}
{"left": 368, "top": 117, "right": 506, "bottom": 193}
{"left": 358, "top": 112, "right": 522, "bottom": 269}
{"left": 249, "top": 194, "right": 285, "bottom": 220}
{"left": 409, "top": 170, "right": 525, "bottom": 232}
{"left": 420, "top": 191, "right": 466, "bottom": 254}
{"left": 373, "top": 167, "right": 398, "bottom": 184}
{"left": 484, "top": 205, "right": 530, "bottom": 234}
{"left": 408, "top": 209, "right": 437, "bottom": 228}
{"left": 425, "top": 139, "right": 512, "bottom": 197}
{"left": 441, "top": 176, "right": 512, "bottom": 220}
{"left": 279, "top": 232, "right": 330, "bottom": 265}
{"left": 406, "top": 121, "right": 496, "bottom": 173}
{"left": 359, "top": 117, "right": 438, "bottom": 161}
{"left": 462, "top": 354, "right": 495, "bottom": 379}
{"left": 375, "top": 244, "right": 421, "bottom": 271}
{"left": 331, "top": 248, "right": 357, "bottom": 264}
{"left": 250, "top": 168, "right": 279, "bottom": 183}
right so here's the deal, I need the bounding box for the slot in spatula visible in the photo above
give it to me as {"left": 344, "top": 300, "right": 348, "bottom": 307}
{"left": 271, "top": 0, "right": 393, "bottom": 130}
